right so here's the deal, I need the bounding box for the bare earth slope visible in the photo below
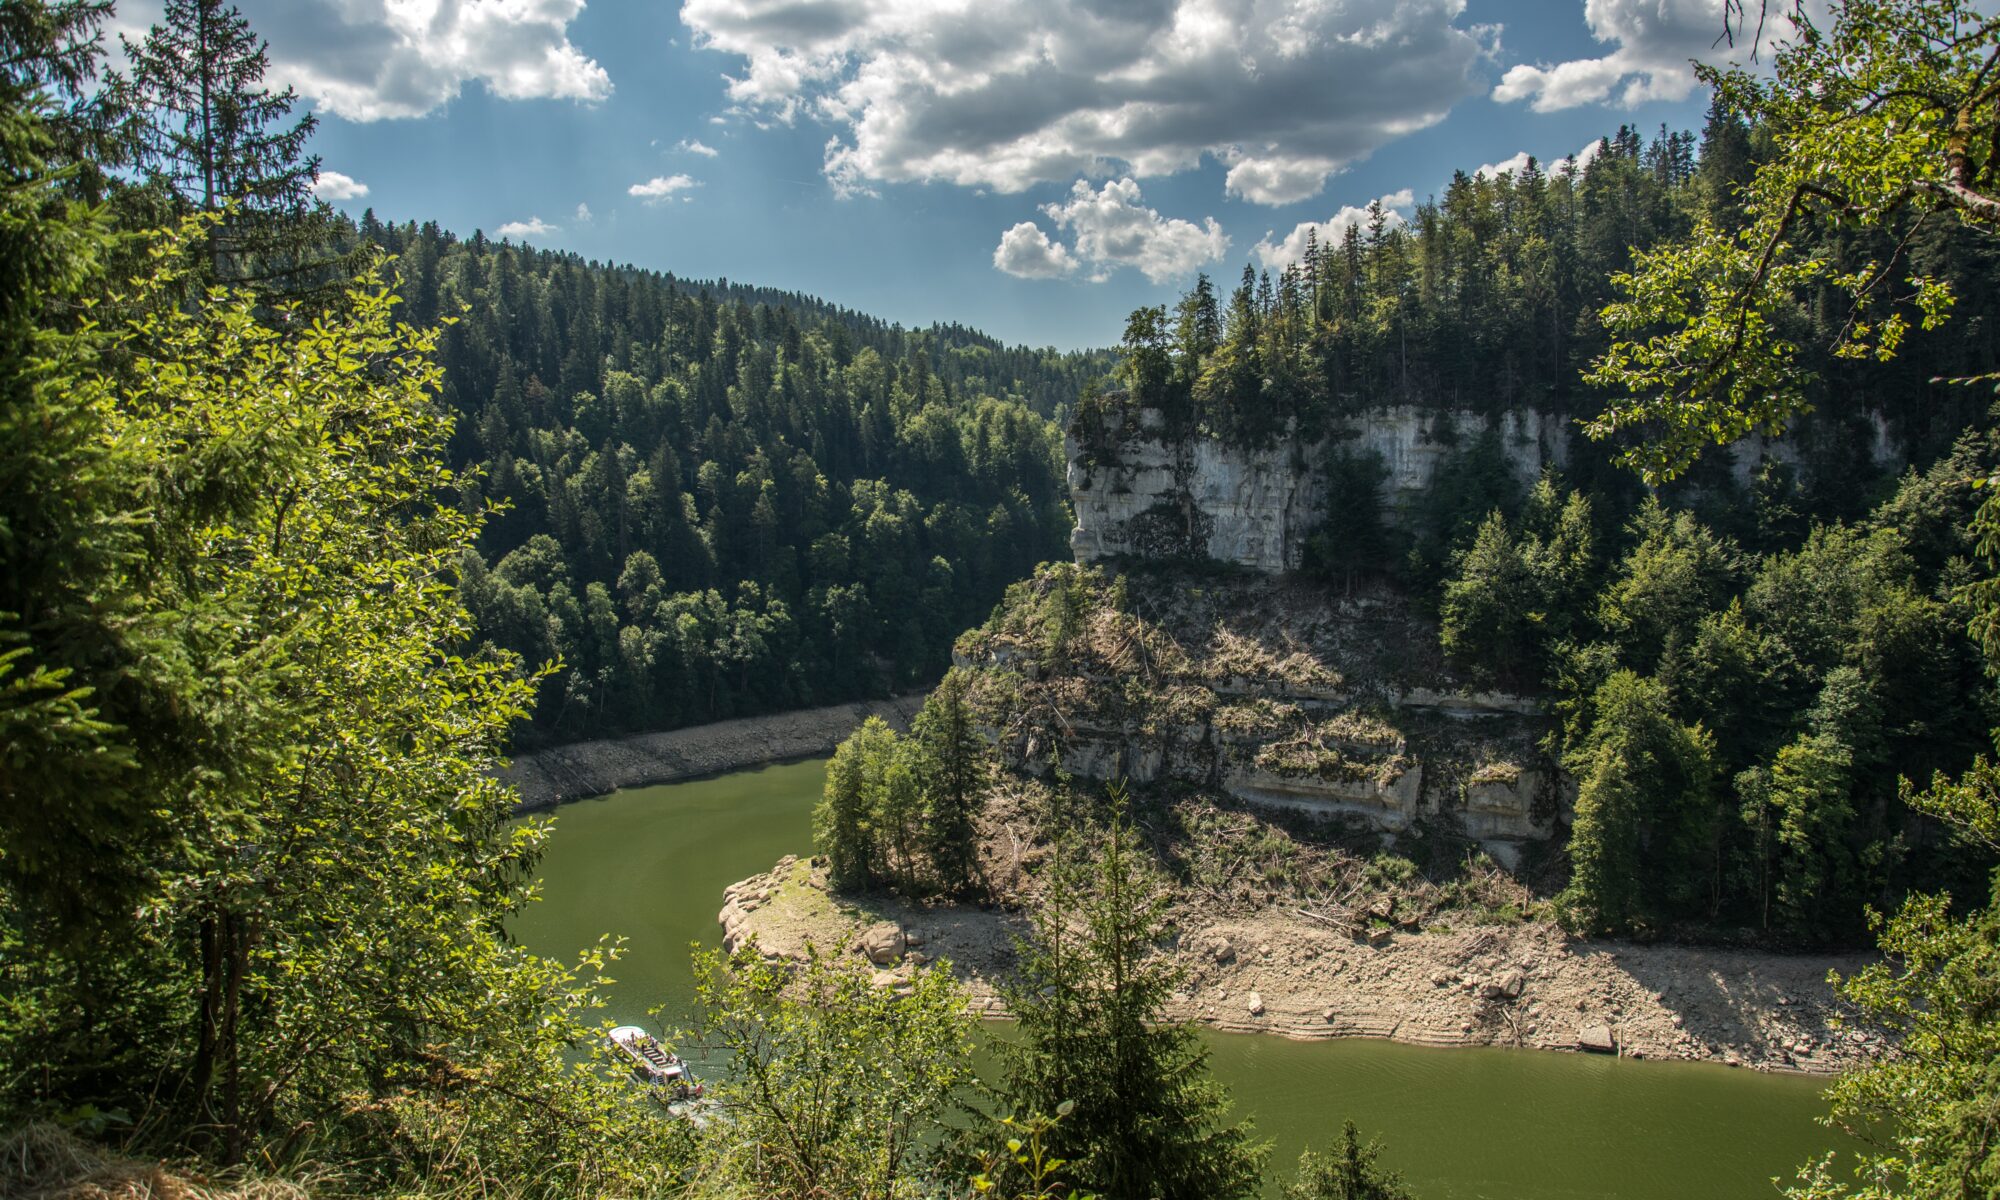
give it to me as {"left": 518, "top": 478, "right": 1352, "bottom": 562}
{"left": 721, "top": 856, "right": 1880, "bottom": 1076}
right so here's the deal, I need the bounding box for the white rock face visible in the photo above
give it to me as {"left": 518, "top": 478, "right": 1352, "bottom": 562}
{"left": 1069, "top": 407, "right": 1571, "bottom": 572}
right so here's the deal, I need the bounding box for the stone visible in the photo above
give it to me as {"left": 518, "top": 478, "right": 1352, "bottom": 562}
{"left": 860, "top": 922, "right": 907, "bottom": 966}
{"left": 1210, "top": 936, "right": 1236, "bottom": 964}
{"left": 903, "top": 929, "right": 925, "bottom": 948}
{"left": 1246, "top": 992, "right": 1265, "bottom": 1017}
{"left": 869, "top": 969, "right": 899, "bottom": 989}
{"left": 1497, "top": 968, "right": 1526, "bottom": 999}
{"left": 1577, "top": 1023, "right": 1617, "bottom": 1054}
{"left": 1322, "top": 1007, "right": 1338, "bottom": 1023}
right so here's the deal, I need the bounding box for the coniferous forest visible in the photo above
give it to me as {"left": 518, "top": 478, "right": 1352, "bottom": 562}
{"left": 361, "top": 218, "right": 1100, "bottom": 740}
{"left": 5, "top": 1, "right": 2000, "bottom": 1200}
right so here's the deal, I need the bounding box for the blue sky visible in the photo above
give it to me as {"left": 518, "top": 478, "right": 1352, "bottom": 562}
{"left": 117, "top": 1, "right": 1793, "bottom": 351}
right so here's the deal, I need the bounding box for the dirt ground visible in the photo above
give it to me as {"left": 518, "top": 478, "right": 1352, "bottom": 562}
{"left": 720, "top": 855, "right": 1883, "bottom": 1076}
{"left": 504, "top": 695, "right": 925, "bottom": 811}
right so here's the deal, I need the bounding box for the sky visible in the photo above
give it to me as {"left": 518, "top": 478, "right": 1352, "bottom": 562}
{"left": 110, "top": 0, "right": 1803, "bottom": 351}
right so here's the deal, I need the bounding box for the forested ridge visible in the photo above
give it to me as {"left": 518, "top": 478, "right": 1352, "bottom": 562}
{"left": 6, "top": 1, "right": 2000, "bottom": 1199}
{"left": 350, "top": 219, "right": 1101, "bottom": 744}
{"left": 1096, "top": 112, "right": 1997, "bottom": 463}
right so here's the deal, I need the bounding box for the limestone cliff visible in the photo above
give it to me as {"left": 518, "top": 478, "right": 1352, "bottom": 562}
{"left": 1068, "top": 402, "right": 1897, "bottom": 573}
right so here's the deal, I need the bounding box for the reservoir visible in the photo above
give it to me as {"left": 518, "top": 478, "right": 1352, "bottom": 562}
{"left": 509, "top": 758, "right": 1852, "bottom": 1200}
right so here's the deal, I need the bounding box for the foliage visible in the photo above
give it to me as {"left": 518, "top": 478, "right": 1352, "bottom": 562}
{"left": 1561, "top": 671, "right": 1718, "bottom": 934}
{"left": 1587, "top": 0, "right": 2000, "bottom": 482}
{"left": 815, "top": 686, "right": 992, "bottom": 897}
{"left": 1283, "top": 1122, "right": 1419, "bottom": 1200}
{"left": 688, "top": 939, "right": 977, "bottom": 1200}
{"left": 993, "top": 789, "right": 1264, "bottom": 1200}
{"left": 360, "top": 218, "right": 1101, "bottom": 741}
{"left": 0, "top": 215, "right": 686, "bottom": 1192}
{"left": 112, "top": 0, "right": 343, "bottom": 295}
{"left": 966, "top": 1106, "right": 1096, "bottom": 1200}
{"left": 1781, "top": 784, "right": 1999, "bottom": 1199}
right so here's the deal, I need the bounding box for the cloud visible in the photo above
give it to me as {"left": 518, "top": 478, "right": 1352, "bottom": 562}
{"left": 575, "top": 202, "right": 593, "bottom": 222}
{"left": 630, "top": 174, "right": 700, "bottom": 202}
{"left": 1471, "top": 137, "right": 1607, "bottom": 183}
{"left": 993, "top": 222, "right": 1078, "bottom": 279}
{"left": 678, "top": 138, "right": 720, "bottom": 157}
{"left": 682, "top": 0, "right": 1486, "bottom": 205}
{"left": 1473, "top": 151, "right": 1532, "bottom": 181}
{"left": 232, "top": 0, "right": 611, "bottom": 122}
{"left": 312, "top": 169, "right": 369, "bottom": 200}
{"left": 1255, "top": 189, "right": 1413, "bottom": 270}
{"left": 1493, "top": 0, "right": 1814, "bottom": 112}
{"left": 996, "top": 178, "right": 1226, "bottom": 284}
{"left": 496, "top": 215, "right": 559, "bottom": 239}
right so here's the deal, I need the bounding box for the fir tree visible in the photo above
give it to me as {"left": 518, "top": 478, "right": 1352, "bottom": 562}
{"left": 995, "top": 786, "right": 1264, "bottom": 1200}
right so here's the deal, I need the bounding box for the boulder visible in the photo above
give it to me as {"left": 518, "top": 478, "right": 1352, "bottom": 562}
{"left": 1497, "top": 968, "right": 1526, "bottom": 999}
{"left": 1577, "top": 1023, "right": 1617, "bottom": 1054}
{"left": 860, "top": 922, "right": 907, "bottom": 966}
{"left": 1246, "top": 992, "right": 1265, "bottom": 1017}
{"left": 1210, "top": 936, "right": 1237, "bottom": 964}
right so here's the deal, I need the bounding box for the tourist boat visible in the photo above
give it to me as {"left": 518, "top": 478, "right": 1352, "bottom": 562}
{"left": 606, "top": 1024, "right": 705, "bottom": 1103}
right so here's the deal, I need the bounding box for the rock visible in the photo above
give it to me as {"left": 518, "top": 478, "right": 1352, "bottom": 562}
{"left": 860, "top": 922, "right": 907, "bottom": 966}
{"left": 1210, "top": 936, "right": 1236, "bottom": 964}
{"left": 1497, "top": 968, "right": 1526, "bottom": 999}
{"left": 904, "top": 929, "right": 925, "bottom": 948}
{"left": 1246, "top": 992, "right": 1265, "bottom": 1017}
{"left": 1577, "top": 1023, "right": 1617, "bottom": 1053}
{"left": 1322, "top": 1007, "right": 1338, "bottom": 1023}
{"left": 869, "top": 969, "right": 899, "bottom": 989}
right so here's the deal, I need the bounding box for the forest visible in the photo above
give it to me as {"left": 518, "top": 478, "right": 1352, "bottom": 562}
{"left": 367, "top": 219, "right": 1101, "bottom": 740}
{"left": 4, "top": 1, "right": 1999, "bottom": 1200}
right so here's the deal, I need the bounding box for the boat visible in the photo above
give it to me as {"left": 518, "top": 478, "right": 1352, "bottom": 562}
{"left": 606, "top": 1024, "right": 705, "bottom": 1103}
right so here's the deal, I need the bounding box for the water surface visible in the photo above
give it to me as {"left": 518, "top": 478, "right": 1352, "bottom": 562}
{"left": 511, "top": 757, "right": 1850, "bottom": 1199}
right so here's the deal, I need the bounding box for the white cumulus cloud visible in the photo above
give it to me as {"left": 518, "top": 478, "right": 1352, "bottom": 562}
{"left": 996, "top": 178, "right": 1226, "bottom": 284}
{"left": 1493, "top": 0, "right": 1817, "bottom": 113}
{"left": 575, "top": 201, "right": 593, "bottom": 222}
{"left": 629, "top": 174, "right": 700, "bottom": 202}
{"left": 678, "top": 138, "right": 720, "bottom": 157}
{"left": 1473, "top": 151, "right": 1532, "bottom": 181}
{"left": 496, "top": 215, "right": 559, "bottom": 239}
{"left": 232, "top": 0, "right": 611, "bottom": 122}
{"left": 682, "top": 0, "right": 1487, "bottom": 205}
{"left": 993, "top": 222, "right": 1078, "bottom": 279}
{"left": 1255, "top": 189, "right": 1413, "bottom": 270}
{"left": 312, "top": 169, "right": 369, "bottom": 200}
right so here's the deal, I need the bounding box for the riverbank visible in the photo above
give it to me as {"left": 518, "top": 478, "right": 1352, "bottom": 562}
{"left": 504, "top": 695, "right": 925, "bottom": 811}
{"left": 719, "top": 854, "right": 1882, "bottom": 1077}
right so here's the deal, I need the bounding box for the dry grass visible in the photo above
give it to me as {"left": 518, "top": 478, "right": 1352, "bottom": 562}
{"left": 0, "top": 1124, "right": 310, "bottom": 1200}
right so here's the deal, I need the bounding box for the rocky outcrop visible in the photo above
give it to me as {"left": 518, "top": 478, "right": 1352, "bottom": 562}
{"left": 1069, "top": 406, "right": 1570, "bottom": 572}
{"left": 1069, "top": 404, "right": 1901, "bottom": 574}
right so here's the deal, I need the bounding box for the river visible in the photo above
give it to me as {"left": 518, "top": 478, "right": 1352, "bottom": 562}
{"left": 508, "top": 758, "right": 1853, "bottom": 1200}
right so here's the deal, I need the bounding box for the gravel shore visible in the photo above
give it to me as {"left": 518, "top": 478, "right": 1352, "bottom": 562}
{"left": 504, "top": 695, "right": 926, "bottom": 811}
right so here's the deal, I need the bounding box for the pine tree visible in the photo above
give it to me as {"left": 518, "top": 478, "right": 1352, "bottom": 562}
{"left": 996, "top": 788, "right": 1264, "bottom": 1200}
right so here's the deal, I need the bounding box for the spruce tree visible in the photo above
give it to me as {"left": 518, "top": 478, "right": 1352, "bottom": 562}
{"left": 996, "top": 788, "right": 1264, "bottom": 1200}
{"left": 915, "top": 667, "right": 987, "bottom": 893}
{"left": 1284, "top": 1122, "right": 1419, "bottom": 1200}
{"left": 115, "top": 0, "right": 332, "bottom": 291}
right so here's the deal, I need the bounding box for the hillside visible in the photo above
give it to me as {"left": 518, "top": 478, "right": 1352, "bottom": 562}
{"left": 357, "top": 216, "right": 1114, "bottom": 744}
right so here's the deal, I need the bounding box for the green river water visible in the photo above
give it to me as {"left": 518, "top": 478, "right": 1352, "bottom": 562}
{"left": 509, "top": 757, "right": 1853, "bottom": 1200}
